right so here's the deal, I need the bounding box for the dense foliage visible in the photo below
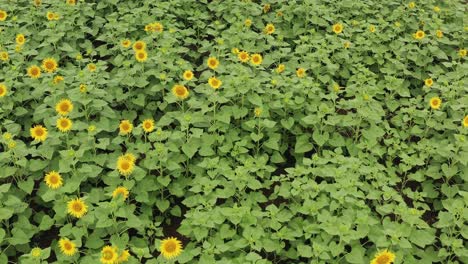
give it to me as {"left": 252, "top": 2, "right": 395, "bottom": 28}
{"left": 0, "top": 0, "right": 467, "bottom": 263}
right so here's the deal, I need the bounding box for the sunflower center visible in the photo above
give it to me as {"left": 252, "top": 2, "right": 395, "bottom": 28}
{"left": 212, "top": 80, "right": 218, "bottom": 86}
{"left": 50, "top": 175, "right": 58, "bottom": 184}
{"left": 432, "top": 100, "right": 438, "bottom": 106}
{"left": 122, "top": 124, "right": 129, "bottom": 130}
{"left": 209, "top": 60, "right": 216, "bottom": 66}
{"left": 376, "top": 255, "right": 390, "bottom": 264}
{"left": 61, "top": 120, "right": 69, "bottom": 127}
{"left": 60, "top": 104, "right": 69, "bottom": 112}
{"left": 164, "top": 241, "right": 177, "bottom": 253}
{"left": 138, "top": 53, "right": 145, "bottom": 59}
{"left": 0, "top": 13, "right": 4, "bottom": 19}
{"left": 253, "top": 57, "right": 259, "bottom": 62}
{"left": 46, "top": 62, "right": 54, "bottom": 69}
{"left": 176, "top": 87, "right": 185, "bottom": 95}
{"left": 103, "top": 250, "right": 114, "bottom": 260}
{"left": 32, "top": 68, "right": 39, "bottom": 75}
{"left": 35, "top": 128, "right": 44, "bottom": 136}
{"left": 64, "top": 242, "right": 72, "bottom": 250}
{"left": 136, "top": 44, "right": 142, "bottom": 49}
{"left": 121, "top": 161, "right": 130, "bottom": 170}
{"left": 145, "top": 123, "right": 151, "bottom": 128}
{"left": 73, "top": 202, "right": 83, "bottom": 212}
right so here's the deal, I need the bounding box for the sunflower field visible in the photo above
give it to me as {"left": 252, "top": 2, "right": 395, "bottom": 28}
{"left": 0, "top": 0, "right": 467, "bottom": 263}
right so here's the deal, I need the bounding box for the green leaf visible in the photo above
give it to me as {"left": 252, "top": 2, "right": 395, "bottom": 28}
{"left": 295, "top": 135, "right": 313, "bottom": 153}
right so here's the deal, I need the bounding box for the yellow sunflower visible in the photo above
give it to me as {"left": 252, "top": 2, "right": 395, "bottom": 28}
{"left": 58, "top": 238, "right": 77, "bottom": 256}
{"left": 53, "top": 75, "right": 64, "bottom": 84}
{"left": 250, "top": 54, "right": 262, "bottom": 66}
{"left": 463, "top": 116, "right": 468, "bottom": 128}
{"left": 0, "top": 83, "right": 7, "bottom": 97}
{"left": 55, "top": 99, "right": 73, "bottom": 116}
{"left": 67, "top": 198, "right": 88, "bottom": 218}
{"left": 232, "top": 48, "right": 239, "bottom": 54}
{"left": 100, "top": 246, "right": 118, "bottom": 264}
{"left": 42, "top": 58, "right": 58, "bottom": 73}
{"left": 424, "top": 78, "right": 433, "bottom": 87}
{"left": 208, "top": 76, "right": 222, "bottom": 89}
{"left": 276, "top": 64, "right": 285, "bottom": 73}
{"left": 244, "top": 18, "right": 252, "bottom": 27}
{"left": 0, "top": 51, "right": 8, "bottom": 61}
{"left": 119, "top": 120, "right": 133, "bottom": 135}
{"left": 160, "top": 237, "right": 183, "bottom": 259}
{"left": 263, "top": 4, "right": 270, "bottom": 13}
{"left": 344, "top": 41, "right": 351, "bottom": 49}
{"left": 264, "top": 23, "right": 275, "bottom": 34}
{"left": 413, "top": 30, "right": 425, "bottom": 40}
{"left": 459, "top": 49, "right": 467, "bottom": 58}
{"left": 142, "top": 119, "right": 155, "bottom": 133}
{"left": 27, "top": 65, "right": 41, "bottom": 78}
{"left": 172, "top": 84, "right": 189, "bottom": 100}
{"left": 56, "top": 117, "right": 72, "bottom": 132}
{"left": 67, "top": 0, "right": 76, "bottom": 5}
{"left": 46, "top": 11, "right": 56, "bottom": 21}
{"left": 79, "top": 84, "right": 87, "bottom": 93}
{"left": 121, "top": 39, "right": 131, "bottom": 48}
{"left": 87, "top": 63, "right": 97, "bottom": 72}
{"left": 0, "top": 9, "right": 7, "bottom": 21}
{"left": 369, "top": 25, "right": 376, "bottom": 33}
{"left": 254, "top": 107, "right": 262, "bottom": 117}
{"left": 207, "top": 57, "right": 219, "bottom": 69}
{"left": 436, "top": 30, "right": 443, "bottom": 38}
{"left": 44, "top": 171, "right": 63, "bottom": 189}
{"left": 31, "top": 247, "right": 42, "bottom": 258}
{"left": 135, "top": 50, "right": 148, "bottom": 62}
{"left": 117, "top": 155, "right": 135, "bottom": 176}
{"left": 30, "top": 125, "right": 48, "bottom": 142}
{"left": 370, "top": 249, "right": 396, "bottom": 264}
{"left": 33, "top": 0, "right": 42, "bottom": 7}
{"left": 112, "top": 186, "right": 129, "bottom": 199}
{"left": 408, "top": 2, "right": 415, "bottom": 9}
{"left": 183, "top": 70, "right": 194, "bottom": 81}
{"left": 117, "top": 249, "right": 130, "bottom": 263}
{"left": 132, "top": 41, "right": 146, "bottom": 52}
{"left": 430, "top": 97, "right": 442, "bottom": 110}
{"left": 123, "top": 153, "right": 136, "bottom": 163}
{"left": 152, "top": 22, "right": 163, "bottom": 33}
{"left": 332, "top": 23, "right": 343, "bottom": 34}
{"left": 296, "top": 68, "right": 306, "bottom": 78}
{"left": 16, "top": 34, "right": 26, "bottom": 45}
{"left": 238, "top": 51, "right": 249, "bottom": 63}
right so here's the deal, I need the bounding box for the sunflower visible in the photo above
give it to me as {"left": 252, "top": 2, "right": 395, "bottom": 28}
{"left": 44, "top": 171, "right": 63, "bottom": 189}
{"left": 459, "top": 49, "right": 467, "bottom": 58}
{"left": 87, "top": 63, "right": 97, "bottom": 72}
{"left": 27, "top": 65, "right": 41, "bottom": 78}
{"left": 370, "top": 249, "right": 395, "bottom": 264}
{"left": 251, "top": 54, "right": 262, "bottom": 65}
{"left": 123, "top": 153, "right": 136, "bottom": 163}
{"left": 436, "top": 30, "right": 443, "bottom": 38}
{"left": 53, "top": 75, "right": 64, "bottom": 84}
{"left": 296, "top": 68, "right": 306, "bottom": 78}
{"left": 207, "top": 57, "right": 219, "bottom": 69}
{"left": 369, "top": 25, "right": 376, "bottom": 33}
{"left": 160, "top": 237, "right": 183, "bottom": 259}
{"left": 244, "top": 18, "right": 252, "bottom": 27}
{"left": 46, "top": 11, "right": 55, "bottom": 21}
{"left": 183, "top": 70, "right": 194, "bottom": 81}
{"left": 152, "top": 22, "right": 163, "bottom": 33}
{"left": 232, "top": 48, "right": 239, "bottom": 54}
{"left": 57, "top": 117, "right": 72, "bottom": 132}
{"left": 344, "top": 41, "right": 351, "bottom": 49}
{"left": 254, "top": 107, "right": 262, "bottom": 117}
{"left": 0, "top": 51, "right": 8, "bottom": 61}
{"left": 121, "top": 39, "right": 131, "bottom": 48}
{"left": 142, "top": 119, "right": 155, "bottom": 133}
{"left": 42, "top": 58, "right": 58, "bottom": 73}
{"left": 408, "top": 2, "right": 415, "bottom": 9}
{"left": 100, "top": 246, "right": 118, "bottom": 264}
{"left": 332, "top": 23, "right": 343, "bottom": 34}
{"left": 264, "top": 23, "right": 275, "bottom": 34}
{"left": 117, "top": 249, "right": 130, "bottom": 263}
{"left": 413, "top": 30, "right": 425, "bottom": 40}
{"left": 238, "top": 51, "right": 249, "bottom": 63}
{"left": 172, "top": 84, "right": 189, "bottom": 100}
{"left": 135, "top": 50, "right": 148, "bottom": 62}
{"left": 55, "top": 99, "right": 73, "bottom": 116}
{"left": 119, "top": 120, "right": 133, "bottom": 135}
{"left": 67, "top": 0, "right": 76, "bottom": 5}
{"left": 132, "top": 41, "right": 146, "bottom": 51}
{"left": 30, "top": 125, "right": 48, "bottom": 142}
{"left": 276, "top": 64, "right": 285, "bottom": 73}
{"left": 58, "top": 238, "right": 77, "bottom": 256}
{"left": 117, "top": 155, "right": 135, "bottom": 176}
{"left": 463, "top": 116, "right": 468, "bottom": 128}
{"left": 0, "top": 10, "right": 7, "bottom": 21}
{"left": 424, "top": 78, "right": 433, "bottom": 87}
{"left": 31, "top": 247, "right": 41, "bottom": 258}
{"left": 430, "top": 97, "right": 442, "bottom": 110}
{"left": 67, "top": 198, "right": 88, "bottom": 218}
{"left": 208, "top": 77, "right": 222, "bottom": 89}
{"left": 263, "top": 4, "right": 271, "bottom": 13}
{"left": 433, "top": 6, "right": 440, "bottom": 12}
{"left": 0, "top": 83, "right": 7, "bottom": 97}
{"left": 16, "top": 34, "right": 25, "bottom": 45}
{"left": 79, "top": 84, "right": 87, "bottom": 93}
{"left": 112, "top": 186, "right": 129, "bottom": 199}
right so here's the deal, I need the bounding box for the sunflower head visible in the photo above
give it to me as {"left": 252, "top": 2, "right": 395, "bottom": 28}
{"left": 183, "top": 70, "right": 194, "bottom": 81}
{"left": 112, "top": 186, "right": 129, "bottom": 199}
{"left": 53, "top": 75, "right": 64, "bottom": 84}
{"left": 142, "top": 119, "right": 155, "bottom": 133}
{"left": 119, "top": 120, "right": 133, "bottom": 135}
{"left": 67, "top": 198, "right": 88, "bottom": 218}
{"left": 31, "top": 247, "right": 42, "bottom": 258}
{"left": 369, "top": 25, "right": 376, "bottom": 33}
{"left": 0, "top": 51, "right": 9, "bottom": 61}
{"left": 58, "top": 238, "right": 77, "bottom": 256}
{"left": 55, "top": 99, "right": 73, "bottom": 116}
{"left": 264, "top": 23, "right": 275, "bottom": 34}
{"left": 296, "top": 68, "right": 306, "bottom": 78}
{"left": 370, "top": 249, "right": 396, "bottom": 264}
{"left": 160, "top": 237, "right": 183, "bottom": 259}
{"left": 132, "top": 40, "right": 146, "bottom": 51}
{"left": 135, "top": 50, "right": 148, "bottom": 62}
{"left": 276, "top": 64, "right": 285, "bottom": 73}
{"left": 463, "top": 116, "right": 468, "bottom": 128}
{"left": 27, "top": 65, "right": 41, "bottom": 78}
{"left": 100, "top": 246, "right": 118, "bottom": 264}
{"left": 117, "top": 155, "right": 135, "bottom": 176}
{"left": 413, "top": 30, "right": 425, "bottom": 40}
{"left": 0, "top": 83, "right": 7, "bottom": 97}
{"left": 332, "top": 23, "right": 343, "bottom": 34}
{"left": 430, "top": 97, "right": 442, "bottom": 110}
{"left": 254, "top": 107, "right": 262, "bottom": 117}
{"left": 16, "top": 34, "right": 25, "bottom": 45}
{"left": 87, "top": 63, "right": 97, "bottom": 72}
{"left": 263, "top": 4, "right": 271, "bottom": 13}
{"left": 121, "top": 39, "right": 131, "bottom": 48}
{"left": 424, "top": 78, "right": 433, "bottom": 87}
{"left": 56, "top": 117, "right": 73, "bottom": 132}
{"left": 207, "top": 57, "right": 219, "bottom": 69}
{"left": 172, "top": 84, "right": 189, "bottom": 100}
{"left": 44, "top": 171, "right": 63, "bottom": 189}
{"left": 0, "top": 9, "right": 8, "bottom": 21}
{"left": 244, "top": 18, "right": 252, "bottom": 27}
{"left": 30, "top": 125, "right": 48, "bottom": 142}
{"left": 459, "top": 49, "right": 467, "bottom": 58}
{"left": 117, "top": 250, "right": 130, "bottom": 262}
{"left": 433, "top": 6, "right": 440, "bottom": 12}
{"left": 436, "top": 30, "right": 443, "bottom": 38}
{"left": 250, "top": 54, "right": 263, "bottom": 66}
{"left": 42, "top": 58, "right": 58, "bottom": 73}
{"left": 238, "top": 51, "right": 249, "bottom": 63}
{"left": 408, "top": 2, "right": 415, "bottom": 9}
{"left": 67, "top": 0, "right": 76, "bottom": 5}
{"left": 208, "top": 77, "right": 222, "bottom": 89}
